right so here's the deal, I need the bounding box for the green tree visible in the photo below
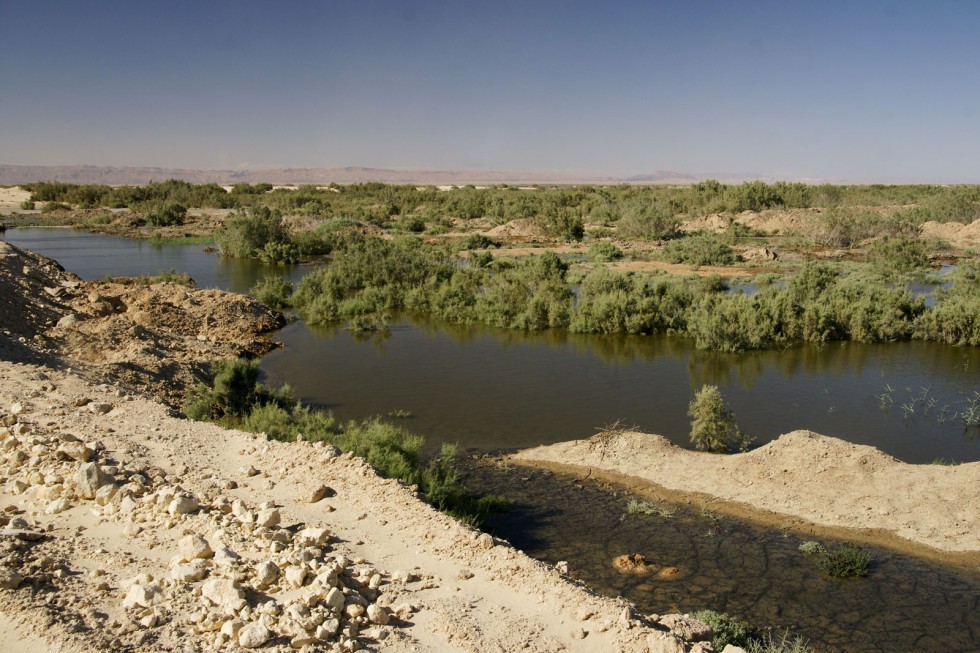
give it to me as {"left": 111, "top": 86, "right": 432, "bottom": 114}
{"left": 688, "top": 384, "right": 751, "bottom": 453}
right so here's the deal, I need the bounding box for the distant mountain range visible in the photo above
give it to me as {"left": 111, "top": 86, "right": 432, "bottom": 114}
{"left": 0, "top": 164, "right": 770, "bottom": 186}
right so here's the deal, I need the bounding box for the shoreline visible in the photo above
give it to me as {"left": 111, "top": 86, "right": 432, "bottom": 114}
{"left": 511, "top": 429, "right": 980, "bottom": 559}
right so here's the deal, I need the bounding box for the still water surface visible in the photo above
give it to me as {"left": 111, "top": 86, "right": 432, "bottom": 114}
{"left": 5, "top": 227, "right": 979, "bottom": 463}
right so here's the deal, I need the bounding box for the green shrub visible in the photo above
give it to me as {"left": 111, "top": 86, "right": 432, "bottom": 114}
{"left": 41, "top": 201, "right": 71, "bottom": 213}
{"left": 145, "top": 202, "right": 187, "bottom": 227}
{"left": 458, "top": 234, "right": 499, "bottom": 250}
{"left": 216, "top": 205, "right": 290, "bottom": 259}
{"left": 250, "top": 275, "right": 293, "bottom": 310}
{"left": 537, "top": 204, "right": 584, "bottom": 241}
{"left": 692, "top": 610, "right": 754, "bottom": 649}
{"left": 868, "top": 235, "right": 928, "bottom": 274}
{"left": 183, "top": 358, "right": 294, "bottom": 420}
{"left": 587, "top": 241, "right": 623, "bottom": 262}
{"left": 798, "top": 541, "right": 825, "bottom": 556}
{"left": 815, "top": 544, "right": 872, "bottom": 578}
{"left": 19, "top": 200, "right": 35, "bottom": 210}
{"left": 617, "top": 201, "right": 678, "bottom": 240}
{"left": 660, "top": 232, "right": 735, "bottom": 266}
{"left": 688, "top": 385, "right": 751, "bottom": 453}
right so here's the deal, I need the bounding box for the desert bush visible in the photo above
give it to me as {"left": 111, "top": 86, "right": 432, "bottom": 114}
{"left": 183, "top": 358, "right": 294, "bottom": 420}
{"left": 537, "top": 204, "right": 584, "bottom": 241}
{"left": 145, "top": 202, "right": 187, "bottom": 227}
{"left": 660, "top": 232, "right": 735, "bottom": 266}
{"left": 458, "top": 233, "right": 499, "bottom": 250}
{"left": 19, "top": 200, "right": 35, "bottom": 210}
{"left": 250, "top": 275, "right": 293, "bottom": 310}
{"left": 691, "top": 610, "right": 754, "bottom": 649}
{"left": 912, "top": 261, "right": 980, "bottom": 345}
{"left": 688, "top": 385, "right": 751, "bottom": 453}
{"left": 587, "top": 241, "right": 623, "bottom": 262}
{"left": 216, "top": 205, "right": 290, "bottom": 259}
{"left": 617, "top": 200, "right": 679, "bottom": 240}
{"left": 257, "top": 241, "right": 300, "bottom": 265}
{"left": 868, "top": 235, "right": 929, "bottom": 275}
{"left": 41, "top": 201, "right": 71, "bottom": 213}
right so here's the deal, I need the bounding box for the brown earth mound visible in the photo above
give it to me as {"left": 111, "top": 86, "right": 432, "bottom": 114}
{"left": 0, "top": 241, "right": 284, "bottom": 408}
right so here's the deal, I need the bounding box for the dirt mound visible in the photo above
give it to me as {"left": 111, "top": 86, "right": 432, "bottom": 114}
{"left": 514, "top": 429, "right": 980, "bottom": 555}
{"left": 0, "top": 241, "right": 284, "bottom": 408}
{"left": 485, "top": 219, "right": 547, "bottom": 243}
{"left": 921, "top": 219, "right": 980, "bottom": 249}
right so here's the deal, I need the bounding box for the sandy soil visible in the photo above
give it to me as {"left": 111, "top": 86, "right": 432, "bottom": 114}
{"left": 0, "top": 242, "right": 709, "bottom": 652}
{"left": 512, "top": 429, "right": 980, "bottom": 559}
{"left": 0, "top": 186, "right": 32, "bottom": 210}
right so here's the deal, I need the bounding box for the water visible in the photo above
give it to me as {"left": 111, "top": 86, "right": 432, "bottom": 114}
{"left": 6, "top": 226, "right": 979, "bottom": 650}
{"left": 462, "top": 459, "right": 980, "bottom": 653}
{"left": 6, "top": 227, "right": 979, "bottom": 464}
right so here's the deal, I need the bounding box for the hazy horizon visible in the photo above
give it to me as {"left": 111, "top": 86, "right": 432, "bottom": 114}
{"left": 2, "top": 1, "right": 979, "bottom": 183}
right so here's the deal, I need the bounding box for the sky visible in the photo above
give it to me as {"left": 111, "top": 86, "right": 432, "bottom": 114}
{"left": 1, "top": 0, "right": 979, "bottom": 182}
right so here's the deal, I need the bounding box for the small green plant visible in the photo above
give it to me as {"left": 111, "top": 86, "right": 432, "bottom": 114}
{"left": 688, "top": 385, "right": 752, "bottom": 453}
{"left": 41, "top": 201, "right": 71, "bottom": 213}
{"left": 250, "top": 275, "right": 293, "bottom": 310}
{"left": 798, "top": 540, "right": 826, "bottom": 556}
{"left": 746, "top": 631, "right": 813, "bottom": 653}
{"left": 626, "top": 499, "right": 674, "bottom": 519}
{"left": 387, "top": 409, "right": 413, "bottom": 418}
{"left": 458, "top": 233, "right": 500, "bottom": 250}
{"left": 588, "top": 241, "right": 623, "bottom": 262}
{"left": 800, "top": 540, "right": 872, "bottom": 578}
{"left": 19, "top": 200, "right": 35, "bottom": 210}
{"left": 930, "top": 458, "right": 962, "bottom": 466}
{"left": 660, "top": 232, "right": 735, "bottom": 266}
{"left": 692, "top": 610, "right": 754, "bottom": 649}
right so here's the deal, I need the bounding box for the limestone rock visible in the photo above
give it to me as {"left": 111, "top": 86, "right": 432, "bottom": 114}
{"left": 721, "top": 647, "right": 749, "bottom": 653}
{"left": 238, "top": 622, "right": 272, "bottom": 648}
{"left": 366, "top": 603, "right": 389, "bottom": 625}
{"left": 87, "top": 402, "right": 113, "bottom": 415}
{"left": 178, "top": 534, "right": 214, "bottom": 561}
{"left": 201, "top": 578, "right": 246, "bottom": 612}
{"left": 59, "top": 441, "right": 94, "bottom": 462}
{"left": 123, "top": 583, "right": 164, "bottom": 609}
{"left": 255, "top": 507, "right": 280, "bottom": 529}
{"left": 94, "top": 483, "right": 117, "bottom": 506}
{"left": 0, "top": 566, "right": 23, "bottom": 590}
{"left": 324, "top": 587, "right": 345, "bottom": 612}
{"left": 254, "top": 561, "right": 280, "bottom": 587}
{"left": 168, "top": 494, "right": 199, "bottom": 516}
{"left": 171, "top": 559, "right": 209, "bottom": 583}
{"left": 76, "top": 462, "right": 112, "bottom": 499}
{"left": 45, "top": 499, "right": 71, "bottom": 514}
{"left": 646, "top": 632, "right": 689, "bottom": 653}
{"left": 308, "top": 485, "right": 334, "bottom": 503}
{"left": 295, "top": 527, "right": 330, "bottom": 548}
{"left": 284, "top": 565, "right": 307, "bottom": 588}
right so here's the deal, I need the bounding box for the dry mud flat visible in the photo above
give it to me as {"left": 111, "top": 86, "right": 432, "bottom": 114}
{"left": 513, "top": 430, "right": 980, "bottom": 559}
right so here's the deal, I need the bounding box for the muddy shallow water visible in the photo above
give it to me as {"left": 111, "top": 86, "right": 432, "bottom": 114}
{"left": 461, "top": 457, "right": 980, "bottom": 653}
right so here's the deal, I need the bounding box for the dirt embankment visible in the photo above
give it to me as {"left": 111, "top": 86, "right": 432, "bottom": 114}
{"left": 0, "top": 240, "right": 284, "bottom": 407}
{"left": 512, "top": 429, "right": 980, "bottom": 559}
{"left": 0, "top": 243, "right": 719, "bottom": 652}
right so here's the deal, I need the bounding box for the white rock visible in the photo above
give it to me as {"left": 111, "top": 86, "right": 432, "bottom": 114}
{"left": 255, "top": 507, "right": 280, "bottom": 529}
{"left": 171, "top": 559, "right": 209, "bottom": 583}
{"left": 316, "top": 618, "right": 340, "bottom": 639}
{"left": 119, "top": 494, "right": 139, "bottom": 514}
{"left": 10, "top": 403, "right": 25, "bottom": 415}
{"left": 721, "top": 647, "right": 749, "bottom": 653}
{"left": 87, "top": 402, "right": 113, "bottom": 415}
{"left": 201, "top": 578, "right": 246, "bottom": 612}
{"left": 45, "top": 499, "right": 71, "bottom": 514}
{"left": 366, "top": 603, "right": 389, "bottom": 625}
{"left": 76, "top": 462, "right": 112, "bottom": 499}
{"left": 238, "top": 622, "right": 271, "bottom": 648}
{"left": 123, "top": 583, "right": 164, "bottom": 609}
{"left": 646, "top": 633, "right": 689, "bottom": 653}
{"left": 213, "top": 546, "right": 241, "bottom": 567}
{"left": 295, "top": 527, "right": 330, "bottom": 548}
{"left": 284, "top": 565, "right": 307, "bottom": 588}
{"left": 254, "top": 561, "right": 280, "bottom": 587}
{"left": 59, "top": 441, "right": 94, "bottom": 462}
{"left": 95, "top": 483, "right": 117, "bottom": 506}
{"left": 178, "top": 534, "right": 214, "bottom": 561}
{"left": 168, "top": 494, "right": 199, "bottom": 516}
{"left": 324, "top": 587, "right": 345, "bottom": 612}
{"left": 220, "top": 619, "right": 244, "bottom": 638}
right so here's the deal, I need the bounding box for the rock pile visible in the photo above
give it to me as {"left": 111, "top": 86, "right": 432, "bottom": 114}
{"left": 0, "top": 394, "right": 401, "bottom": 651}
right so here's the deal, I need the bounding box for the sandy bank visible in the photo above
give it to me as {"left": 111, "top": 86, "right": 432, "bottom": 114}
{"left": 512, "top": 429, "right": 980, "bottom": 558}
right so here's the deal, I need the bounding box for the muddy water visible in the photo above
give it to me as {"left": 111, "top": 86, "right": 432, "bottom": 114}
{"left": 462, "top": 458, "right": 980, "bottom": 653}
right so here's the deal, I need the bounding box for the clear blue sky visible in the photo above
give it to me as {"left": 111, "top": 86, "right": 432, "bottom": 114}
{"left": 2, "top": 0, "right": 978, "bottom": 181}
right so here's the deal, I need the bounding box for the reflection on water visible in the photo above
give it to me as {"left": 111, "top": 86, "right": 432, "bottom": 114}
{"left": 263, "top": 315, "right": 980, "bottom": 462}
{"left": 463, "top": 459, "right": 980, "bottom": 653}
{"left": 6, "top": 227, "right": 980, "bottom": 463}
